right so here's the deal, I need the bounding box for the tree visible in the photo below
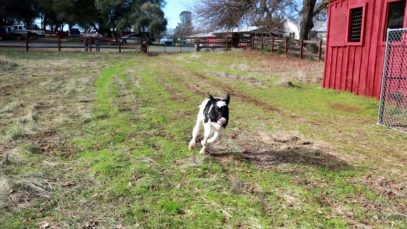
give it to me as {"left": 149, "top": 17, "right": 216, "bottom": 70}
{"left": 195, "top": 0, "right": 328, "bottom": 40}
{"left": 299, "top": 0, "right": 328, "bottom": 40}
{"left": 94, "top": 0, "right": 166, "bottom": 38}
{"left": 173, "top": 11, "right": 193, "bottom": 42}
{"left": 133, "top": 2, "right": 167, "bottom": 40}
{"left": 0, "top": 0, "right": 38, "bottom": 27}
{"left": 35, "top": 0, "right": 97, "bottom": 31}
{"left": 194, "top": 0, "right": 296, "bottom": 33}
{"left": 1, "top": 0, "right": 167, "bottom": 38}
{"left": 95, "top": 0, "right": 133, "bottom": 34}
{"left": 0, "top": 0, "right": 13, "bottom": 26}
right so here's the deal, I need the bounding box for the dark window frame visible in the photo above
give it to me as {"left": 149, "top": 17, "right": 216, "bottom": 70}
{"left": 383, "top": 0, "right": 406, "bottom": 41}
{"left": 346, "top": 3, "right": 367, "bottom": 46}
{"left": 348, "top": 7, "right": 364, "bottom": 42}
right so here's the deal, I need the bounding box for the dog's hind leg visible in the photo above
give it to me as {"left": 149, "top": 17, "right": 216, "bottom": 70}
{"left": 207, "top": 129, "right": 221, "bottom": 144}
{"left": 189, "top": 120, "right": 202, "bottom": 150}
{"left": 200, "top": 123, "right": 212, "bottom": 154}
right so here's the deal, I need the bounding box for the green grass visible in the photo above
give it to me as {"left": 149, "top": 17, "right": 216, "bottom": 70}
{"left": 0, "top": 51, "right": 406, "bottom": 228}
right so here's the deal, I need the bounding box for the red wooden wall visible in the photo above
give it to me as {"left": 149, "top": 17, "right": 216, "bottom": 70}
{"left": 323, "top": 0, "right": 407, "bottom": 99}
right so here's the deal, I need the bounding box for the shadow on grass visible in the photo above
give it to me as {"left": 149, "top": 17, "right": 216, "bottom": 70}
{"left": 208, "top": 146, "right": 351, "bottom": 171}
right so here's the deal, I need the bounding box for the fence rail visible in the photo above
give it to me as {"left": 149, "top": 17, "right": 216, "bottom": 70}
{"left": 0, "top": 35, "right": 201, "bottom": 53}
{"left": 1, "top": 34, "right": 326, "bottom": 61}
{"left": 194, "top": 35, "right": 325, "bottom": 61}
{"left": 0, "top": 35, "right": 143, "bottom": 53}
{"left": 251, "top": 36, "right": 325, "bottom": 61}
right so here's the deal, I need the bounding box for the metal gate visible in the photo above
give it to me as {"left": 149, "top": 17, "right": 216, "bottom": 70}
{"left": 378, "top": 28, "right": 407, "bottom": 133}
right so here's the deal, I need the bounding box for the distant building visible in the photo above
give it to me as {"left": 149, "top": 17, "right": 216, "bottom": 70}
{"left": 283, "top": 19, "right": 300, "bottom": 39}
{"left": 310, "top": 20, "right": 327, "bottom": 41}
{"left": 188, "top": 26, "right": 284, "bottom": 48}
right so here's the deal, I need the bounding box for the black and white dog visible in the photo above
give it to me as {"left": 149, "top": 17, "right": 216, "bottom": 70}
{"left": 189, "top": 93, "right": 230, "bottom": 154}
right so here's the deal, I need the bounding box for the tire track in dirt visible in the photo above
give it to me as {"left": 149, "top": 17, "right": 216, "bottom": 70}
{"left": 155, "top": 74, "right": 189, "bottom": 103}
{"left": 158, "top": 57, "right": 285, "bottom": 116}
{"left": 189, "top": 71, "right": 283, "bottom": 114}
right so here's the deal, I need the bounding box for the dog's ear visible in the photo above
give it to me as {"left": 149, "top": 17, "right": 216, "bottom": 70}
{"left": 225, "top": 93, "right": 230, "bottom": 105}
{"left": 208, "top": 93, "right": 215, "bottom": 101}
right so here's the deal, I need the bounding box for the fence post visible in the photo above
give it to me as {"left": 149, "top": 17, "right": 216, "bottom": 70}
{"left": 318, "top": 40, "right": 323, "bottom": 62}
{"left": 58, "top": 35, "right": 61, "bottom": 52}
{"left": 261, "top": 33, "right": 264, "bottom": 50}
{"left": 96, "top": 37, "right": 100, "bottom": 52}
{"left": 84, "top": 38, "right": 88, "bottom": 52}
{"left": 119, "top": 41, "right": 121, "bottom": 53}
{"left": 300, "top": 39, "right": 304, "bottom": 59}
{"left": 285, "top": 37, "right": 288, "bottom": 54}
{"left": 25, "top": 34, "right": 29, "bottom": 52}
{"left": 141, "top": 41, "right": 148, "bottom": 53}
{"left": 271, "top": 36, "right": 274, "bottom": 52}
{"left": 225, "top": 33, "right": 229, "bottom": 51}
{"left": 251, "top": 35, "right": 254, "bottom": 49}
{"left": 89, "top": 38, "right": 92, "bottom": 52}
{"left": 195, "top": 38, "right": 200, "bottom": 52}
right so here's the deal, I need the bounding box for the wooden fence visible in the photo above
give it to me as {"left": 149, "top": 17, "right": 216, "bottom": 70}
{"left": 252, "top": 36, "right": 325, "bottom": 61}
{"left": 195, "top": 35, "right": 326, "bottom": 62}
{"left": 0, "top": 34, "right": 326, "bottom": 61}
{"left": 0, "top": 35, "right": 141, "bottom": 53}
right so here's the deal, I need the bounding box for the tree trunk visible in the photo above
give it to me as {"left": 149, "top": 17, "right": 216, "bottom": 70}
{"left": 300, "top": 0, "right": 317, "bottom": 40}
{"left": 42, "top": 14, "right": 46, "bottom": 30}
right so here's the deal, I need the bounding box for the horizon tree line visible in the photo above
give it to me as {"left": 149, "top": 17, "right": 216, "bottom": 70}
{"left": 0, "top": 0, "right": 168, "bottom": 40}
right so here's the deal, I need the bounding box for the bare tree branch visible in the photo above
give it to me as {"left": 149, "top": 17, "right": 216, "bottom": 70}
{"left": 194, "top": 0, "right": 295, "bottom": 31}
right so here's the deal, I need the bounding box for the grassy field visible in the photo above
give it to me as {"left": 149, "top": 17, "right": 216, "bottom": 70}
{"left": 0, "top": 50, "right": 406, "bottom": 228}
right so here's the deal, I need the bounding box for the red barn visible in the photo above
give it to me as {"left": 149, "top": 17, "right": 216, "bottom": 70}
{"left": 323, "top": 0, "right": 407, "bottom": 99}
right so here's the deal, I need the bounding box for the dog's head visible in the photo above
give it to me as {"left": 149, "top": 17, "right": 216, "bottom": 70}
{"left": 207, "top": 93, "right": 230, "bottom": 128}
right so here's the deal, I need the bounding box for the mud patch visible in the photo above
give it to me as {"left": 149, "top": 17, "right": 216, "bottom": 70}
{"left": 0, "top": 177, "right": 12, "bottom": 208}
{"left": 331, "top": 103, "right": 361, "bottom": 113}
{"left": 1, "top": 147, "right": 26, "bottom": 166}
{"left": 0, "top": 173, "right": 52, "bottom": 211}
{"left": 8, "top": 175, "right": 52, "bottom": 210}
{"left": 0, "top": 84, "right": 25, "bottom": 97}
{"left": 275, "top": 78, "right": 300, "bottom": 88}
{"left": 354, "top": 173, "right": 407, "bottom": 200}
{"left": 208, "top": 131, "right": 349, "bottom": 170}
{"left": 25, "top": 130, "right": 74, "bottom": 156}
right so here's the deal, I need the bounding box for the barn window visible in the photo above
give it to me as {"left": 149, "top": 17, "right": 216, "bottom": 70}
{"left": 348, "top": 7, "right": 364, "bottom": 42}
{"left": 384, "top": 0, "right": 406, "bottom": 40}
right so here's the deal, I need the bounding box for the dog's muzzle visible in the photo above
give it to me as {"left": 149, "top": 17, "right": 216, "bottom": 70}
{"left": 217, "top": 118, "right": 227, "bottom": 125}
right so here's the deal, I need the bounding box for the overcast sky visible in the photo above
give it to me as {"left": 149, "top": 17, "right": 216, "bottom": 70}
{"left": 164, "top": 0, "right": 195, "bottom": 29}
